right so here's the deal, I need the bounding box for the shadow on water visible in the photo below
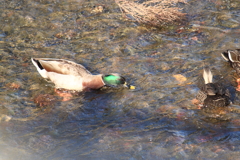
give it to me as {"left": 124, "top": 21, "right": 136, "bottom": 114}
{"left": 1, "top": 0, "right": 240, "bottom": 159}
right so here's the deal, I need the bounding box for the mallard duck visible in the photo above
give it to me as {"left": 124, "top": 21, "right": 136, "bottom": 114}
{"left": 196, "top": 68, "right": 231, "bottom": 108}
{"left": 31, "top": 58, "right": 135, "bottom": 91}
{"left": 221, "top": 49, "right": 240, "bottom": 91}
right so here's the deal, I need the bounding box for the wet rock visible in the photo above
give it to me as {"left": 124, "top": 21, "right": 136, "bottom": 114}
{"left": 159, "top": 62, "right": 170, "bottom": 71}
{"left": 217, "top": 13, "right": 239, "bottom": 28}
{"left": 2, "top": 25, "right": 14, "bottom": 34}
{"left": 55, "top": 29, "right": 78, "bottom": 39}
{"left": 91, "top": 5, "right": 104, "bottom": 14}
{"left": 173, "top": 74, "right": 187, "bottom": 85}
{"left": 23, "top": 15, "right": 35, "bottom": 27}
{"left": 49, "top": 22, "right": 63, "bottom": 30}
{"left": 5, "top": 82, "right": 21, "bottom": 90}
{"left": 29, "top": 84, "right": 42, "bottom": 90}
{"left": 0, "top": 115, "right": 12, "bottom": 122}
{"left": 34, "top": 94, "right": 56, "bottom": 107}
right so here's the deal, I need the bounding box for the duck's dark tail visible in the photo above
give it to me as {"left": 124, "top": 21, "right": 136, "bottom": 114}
{"left": 228, "top": 50, "right": 240, "bottom": 62}
{"left": 31, "top": 58, "right": 44, "bottom": 70}
{"left": 221, "top": 50, "right": 230, "bottom": 61}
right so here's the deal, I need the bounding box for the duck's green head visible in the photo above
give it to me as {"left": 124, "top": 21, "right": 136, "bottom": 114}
{"left": 102, "top": 74, "right": 135, "bottom": 89}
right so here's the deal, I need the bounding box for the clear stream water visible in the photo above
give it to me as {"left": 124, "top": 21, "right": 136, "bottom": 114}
{"left": 1, "top": 0, "right": 240, "bottom": 159}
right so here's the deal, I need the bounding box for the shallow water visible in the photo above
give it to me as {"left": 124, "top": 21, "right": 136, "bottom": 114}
{"left": 1, "top": 0, "right": 240, "bottom": 159}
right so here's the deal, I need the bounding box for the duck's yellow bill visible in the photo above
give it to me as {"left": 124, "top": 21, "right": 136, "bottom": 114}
{"left": 124, "top": 82, "right": 135, "bottom": 89}
{"left": 129, "top": 85, "right": 135, "bottom": 90}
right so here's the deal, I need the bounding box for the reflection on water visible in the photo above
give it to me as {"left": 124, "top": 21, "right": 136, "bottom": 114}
{"left": 1, "top": 0, "right": 240, "bottom": 159}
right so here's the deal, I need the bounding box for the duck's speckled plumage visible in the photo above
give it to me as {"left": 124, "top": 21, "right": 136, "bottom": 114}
{"left": 221, "top": 49, "right": 240, "bottom": 75}
{"left": 221, "top": 49, "right": 240, "bottom": 91}
{"left": 196, "top": 68, "right": 231, "bottom": 108}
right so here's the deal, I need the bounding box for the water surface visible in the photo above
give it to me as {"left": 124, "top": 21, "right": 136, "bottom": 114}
{"left": 1, "top": 0, "right": 240, "bottom": 159}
